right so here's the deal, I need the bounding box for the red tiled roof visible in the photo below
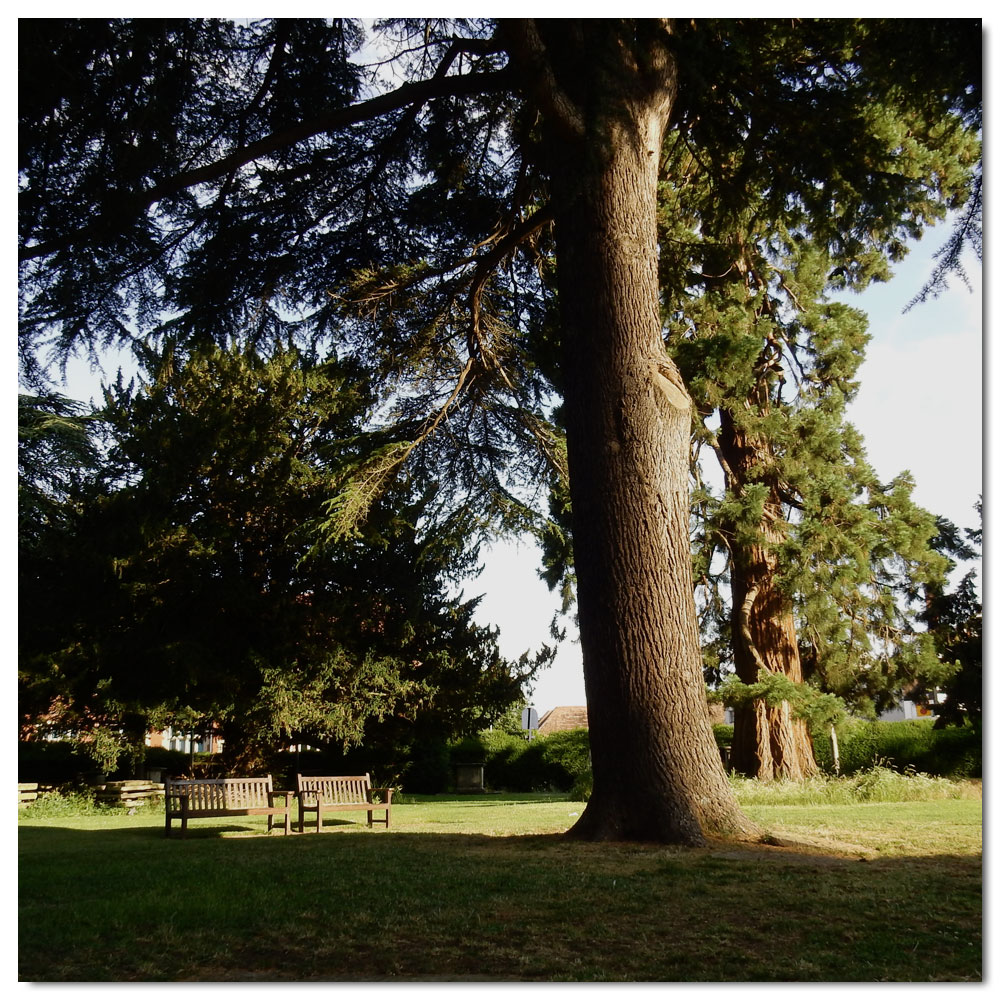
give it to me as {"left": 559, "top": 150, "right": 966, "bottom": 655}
{"left": 537, "top": 706, "right": 589, "bottom": 734}
{"left": 537, "top": 702, "right": 726, "bottom": 732}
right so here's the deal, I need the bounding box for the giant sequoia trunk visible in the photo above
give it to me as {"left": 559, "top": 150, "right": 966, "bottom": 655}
{"left": 718, "top": 408, "right": 819, "bottom": 780}
{"left": 508, "top": 21, "right": 757, "bottom": 843}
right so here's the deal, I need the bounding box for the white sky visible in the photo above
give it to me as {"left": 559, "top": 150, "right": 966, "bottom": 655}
{"left": 471, "top": 228, "right": 985, "bottom": 716}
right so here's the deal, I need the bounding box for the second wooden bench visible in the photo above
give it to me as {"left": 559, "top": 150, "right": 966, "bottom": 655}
{"left": 295, "top": 773, "right": 393, "bottom": 832}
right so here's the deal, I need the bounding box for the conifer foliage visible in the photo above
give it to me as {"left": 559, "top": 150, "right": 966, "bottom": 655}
{"left": 18, "top": 345, "right": 540, "bottom": 771}
{"left": 648, "top": 19, "right": 979, "bottom": 779}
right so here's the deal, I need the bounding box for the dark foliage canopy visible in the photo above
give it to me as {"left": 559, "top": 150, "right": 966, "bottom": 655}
{"left": 18, "top": 345, "right": 543, "bottom": 767}
{"left": 20, "top": 18, "right": 980, "bottom": 538}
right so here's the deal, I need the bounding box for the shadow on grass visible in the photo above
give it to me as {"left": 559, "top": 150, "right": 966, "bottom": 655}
{"left": 19, "top": 817, "right": 982, "bottom": 983}
{"left": 18, "top": 815, "right": 367, "bottom": 842}
{"left": 396, "top": 792, "right": 568, "bottom": 806}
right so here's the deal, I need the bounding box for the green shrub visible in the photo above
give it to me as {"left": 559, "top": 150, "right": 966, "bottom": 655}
{"left": 538, "top": 729, "right": 591, "bottom": 788}
{"left": 281, "top": 740, "right": 440, "bottom": 792}
{"left": 448, "top": 728, "right": 592, "bottom": 792}
{"left": 569, "top": 771, "right": 593, "bottom": 802}
{"left": 396, "top": 736, "right": 453, "bottom": 793}
{"left": 18, "top": 787, "right": 107, "bottom": 818}
{"left": 19, "top": 740, "right": 230, "bottom": 785}
{"left": 478, "top": 732, "right": 535, "bottom": 790}
{"left": 920, "top": 726, "right": 982, "bottom": 778}
{"left": 812, "top": 719, "right": 981, "bottom": 778}
{"left": 713, "top": 724, "right": 734, "bottom": 749}
{"left": 18, "top": 740, "right": 95, "bottom": 784}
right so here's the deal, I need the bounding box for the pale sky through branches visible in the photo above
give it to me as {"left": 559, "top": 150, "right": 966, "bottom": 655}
{"left": 48, "top": 223, "right": 984, "bottom": 717}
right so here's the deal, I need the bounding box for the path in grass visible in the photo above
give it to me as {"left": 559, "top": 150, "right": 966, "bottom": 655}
{"left": 18, "top": 792, "right": 981, "bottom": 982}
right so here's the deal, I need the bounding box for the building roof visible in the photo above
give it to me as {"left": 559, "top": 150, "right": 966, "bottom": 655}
{"left": 537, "top": 706, "right": 589, "bottom": 734}
{"left": 536, "top": 702, "right": 727, "bottom": 734}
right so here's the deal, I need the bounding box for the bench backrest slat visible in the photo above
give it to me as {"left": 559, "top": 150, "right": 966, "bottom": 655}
{"left": 166, "top": 775, "right": 273, "bottom": 810}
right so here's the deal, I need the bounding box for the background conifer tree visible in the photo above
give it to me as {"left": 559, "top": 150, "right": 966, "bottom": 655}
{"left": 18, "top": 344, "right": 540, "bottom": 771}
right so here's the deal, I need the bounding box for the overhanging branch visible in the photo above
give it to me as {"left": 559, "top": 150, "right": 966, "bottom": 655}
{"left": 20, "top": 67, "right": 514, "bottom": 263}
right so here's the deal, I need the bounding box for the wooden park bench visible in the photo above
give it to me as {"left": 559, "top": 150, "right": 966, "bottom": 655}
{"left": 164, "top": 775, "right": 292, "bottom": 838}
{"left": 295, "top": 773, "right": 393, "bottom": 832}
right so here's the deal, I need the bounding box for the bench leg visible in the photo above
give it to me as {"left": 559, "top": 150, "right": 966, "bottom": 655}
{"left": 298, "top": 799, "right": 321, "bottom": 833}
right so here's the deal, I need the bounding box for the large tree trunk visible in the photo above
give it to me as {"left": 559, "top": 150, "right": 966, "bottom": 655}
{"left": 508, "top": 20, "right": 758, "bottom": 844}
{"left": 718, "top": 408, "right": 819, "bottom": 780}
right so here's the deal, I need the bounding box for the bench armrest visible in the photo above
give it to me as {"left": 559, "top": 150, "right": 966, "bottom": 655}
{"left": 369, "top": 787, "right": 394, "bottom": 803}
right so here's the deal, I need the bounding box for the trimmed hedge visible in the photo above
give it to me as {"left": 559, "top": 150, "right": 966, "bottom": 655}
{"left": 22, "top": 718, "right": 976, "bottom": 797}
{"left": 813, "top": 719, "right": 981, "bottom": 778}
{"left": 449, "top": 728, "right": 592, "bottom": 792}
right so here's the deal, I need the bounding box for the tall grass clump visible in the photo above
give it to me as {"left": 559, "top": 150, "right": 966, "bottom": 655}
{"left": 18, "top": 788, "right": 114, "bottom": 818}
{"left": 730, "top": 765, "right": 975, "bottom": 807}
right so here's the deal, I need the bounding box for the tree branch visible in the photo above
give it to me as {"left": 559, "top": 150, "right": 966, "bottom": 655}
{"left": 466, "top": 203, "right": 555, "bottom": 368}
{"left": 498, "top": 20, "right": 585, "bottom": 141}
{"left": 738, "top": 585, "right": 771, "bottom": 678}
{"left": 20, "top": 67, "right": 514, "bottom": 263}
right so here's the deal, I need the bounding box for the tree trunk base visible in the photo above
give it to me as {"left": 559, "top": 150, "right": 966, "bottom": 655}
{"left": 565, "top": 787, "right": 763, "bottom": 846}
{"left": 731, "top": 700, "right": 819, "bottom": 781}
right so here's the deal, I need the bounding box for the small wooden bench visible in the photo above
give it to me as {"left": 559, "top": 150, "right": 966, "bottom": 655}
{"left": 295, "top": 773, "right": 393, "bottom": 832}
{"left": 164, "top": 775, "right": 292, "bottom": 838}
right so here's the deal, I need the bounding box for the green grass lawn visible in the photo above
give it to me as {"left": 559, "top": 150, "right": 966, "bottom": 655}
{"left": 19, "top": 789, "right": 981, "bottom": 982}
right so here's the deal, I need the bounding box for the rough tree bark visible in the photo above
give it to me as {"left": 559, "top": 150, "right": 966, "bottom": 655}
{"left": 505, "top": 19, "right": 758, "bottom": 843}
{"left": 718, "top": 407, "right": 819, "bottom": 780}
